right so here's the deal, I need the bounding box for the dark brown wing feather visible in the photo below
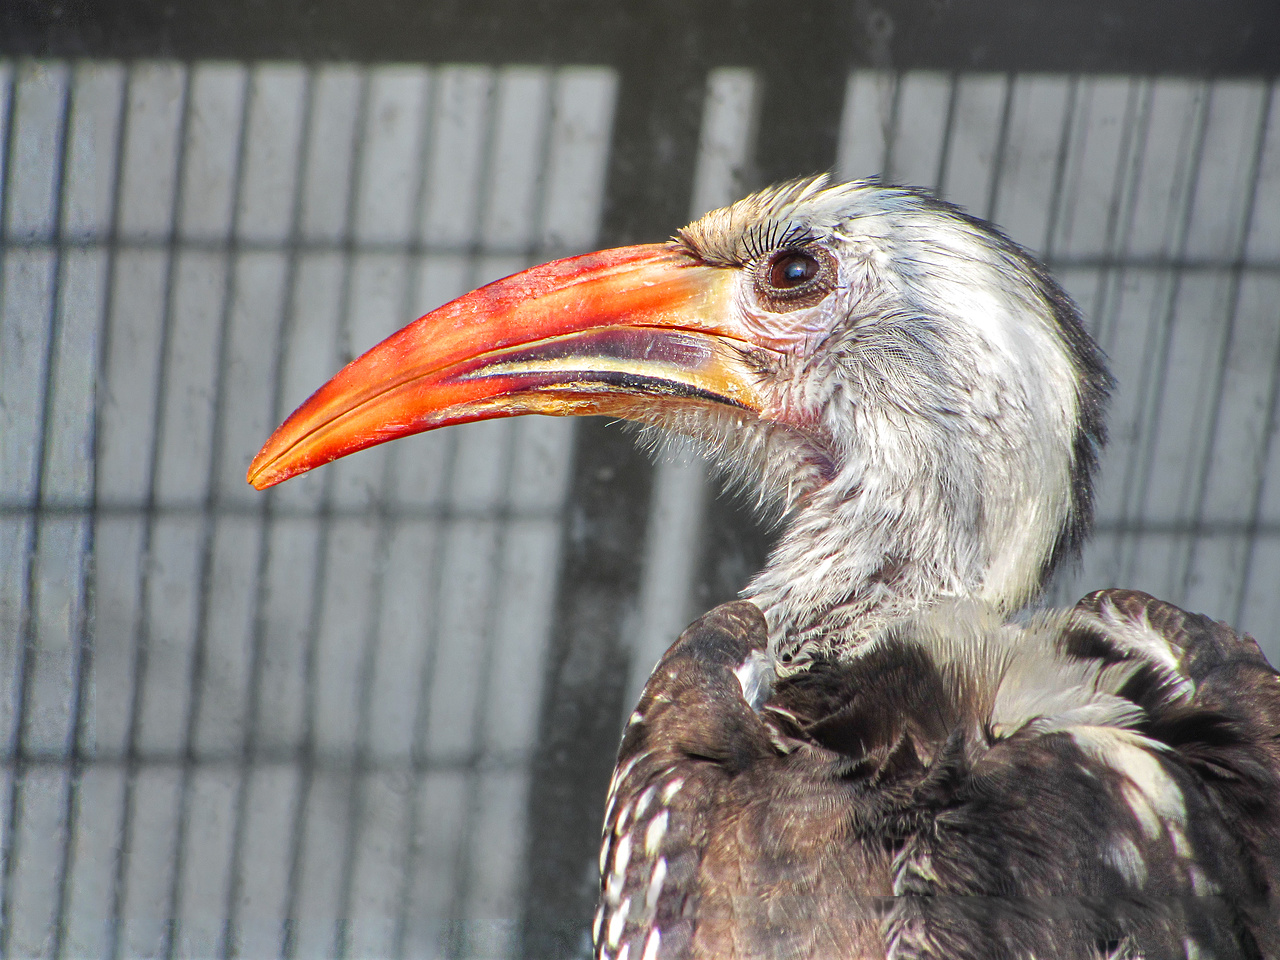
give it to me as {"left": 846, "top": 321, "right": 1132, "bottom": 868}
{"left": 594, "top": 596, "right": 1280, "bottom": 960}
{"left": 595, "top": 602, "right": 892, "bottom": 960}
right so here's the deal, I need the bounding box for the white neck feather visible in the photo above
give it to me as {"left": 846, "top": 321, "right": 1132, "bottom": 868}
{"left": 744, "top": 250, "right": 1085, "bottom": 665}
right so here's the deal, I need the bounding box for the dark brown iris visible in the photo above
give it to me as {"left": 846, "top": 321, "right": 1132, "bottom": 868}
{"left": 755, "top": 246, "right": 835, "bottom": 311}
{"left": 769, "top": 251, "right": 820, "bottom": 288}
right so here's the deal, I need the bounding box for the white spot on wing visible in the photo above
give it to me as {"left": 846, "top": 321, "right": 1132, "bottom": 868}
{"left": 1103, "top": 835, "right": 1147, "bottom": 888}
{"left": 646, "top": 857, "right": 667, "bottom": 912}
{"left": 1091, "top": 601, "right": 1194, "bottom": 699}
{"left": 733, "top": 649, "right": 774, "bottom": 710}
{"left": 1072, "top": 728, "right": 1186, "bottom": 841}
{"left": 615, "top": 800, "right": 635, "bottom": 836}
{"left": 608, "top": 897, "right": 631, "bottom": 948}
{"left": 1187, "top": 865, "right": 1218, "bottom": 895}
{"left": 642, "top": 928, "right": 662, "bottom": 960}
{"left": 1119, "top": 782, "right": 1164, "bottom": 841}
{"left": 661, "top": 778, "right": 684, "bottom": 803}
{"left": 610, "top": 755, "right": 642, "bottom": 799}
{"left": 635, "top": 785, "right": 658, "bottom": 819}
{"left": 645, "top": 810, "right": 669, "bottom": 857}
{"left": 614, "top": 833, "right": 633, "bottom": 879}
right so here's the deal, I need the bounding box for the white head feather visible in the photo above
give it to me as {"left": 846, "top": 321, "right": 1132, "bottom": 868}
{"left": 657, "top": 177, "right": 1110, "bottom": 665}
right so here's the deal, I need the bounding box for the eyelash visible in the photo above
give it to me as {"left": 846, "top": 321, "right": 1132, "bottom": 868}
{"left": 742, "top": 221, "right": 818, "bottom": 263}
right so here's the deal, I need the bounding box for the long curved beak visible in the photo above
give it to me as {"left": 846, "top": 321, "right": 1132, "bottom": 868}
{"left": 247, "top": 243, "right": 773, "bottom": 490}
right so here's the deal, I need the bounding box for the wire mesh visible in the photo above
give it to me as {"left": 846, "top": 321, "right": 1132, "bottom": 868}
{"left": 0, "top": 56, "right": 1278, "bottom": 960}
{"left": 0, "top": 60, "right": 615, "bottom": 960}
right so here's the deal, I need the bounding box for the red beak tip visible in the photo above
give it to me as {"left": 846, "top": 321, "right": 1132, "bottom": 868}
{"left": 246, "top": 454, "right": 281, "bottom": 490}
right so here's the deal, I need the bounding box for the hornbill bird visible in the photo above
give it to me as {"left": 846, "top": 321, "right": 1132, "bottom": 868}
{"left": 249, "top": 177, "right": 1280, "bottom": 958}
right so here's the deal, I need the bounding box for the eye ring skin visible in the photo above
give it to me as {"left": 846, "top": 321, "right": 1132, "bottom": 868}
{"left": 754, "top": 246, "right": 837, "bottom": 312}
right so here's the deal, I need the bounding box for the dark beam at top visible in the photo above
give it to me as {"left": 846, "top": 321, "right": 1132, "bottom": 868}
{"left": 517, "top": 4, "right": 711, "bottom": 956}
{"left": 6, "top": 0, "right": 1280, "bottom": 76}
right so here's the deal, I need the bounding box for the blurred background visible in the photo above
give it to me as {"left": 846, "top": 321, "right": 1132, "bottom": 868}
{"left": 1, "top": 1, "right": 1279, "bottom": 957}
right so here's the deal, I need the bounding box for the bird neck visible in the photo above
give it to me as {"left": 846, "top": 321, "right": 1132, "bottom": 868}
{"left": 745, "top": 475, "right": 969, "bottom": 666}
{"left": 743, "top": 439, "right": 1064, "bottom": 668}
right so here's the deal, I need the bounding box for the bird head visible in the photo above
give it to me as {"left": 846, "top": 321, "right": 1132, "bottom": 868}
{"left": 248, "top": 176, "right": 1110, "bottom": 665}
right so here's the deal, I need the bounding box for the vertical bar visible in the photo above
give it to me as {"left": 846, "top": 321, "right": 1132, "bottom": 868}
{"left": 326, "top": 62, "right": 433, "bottom": 960}
{"left": 60, "top": 62, "right": 127, "bottom": 245}
{"left": 0, "top": 60, "right": 15, "bottom": 236}
{"left": 1, "top": 58, "right": 73, "bottom": 960}
{"left": 215, "top": 62, "right": 309, "bottom": 960}
{"left": 938, "top": 73, "right": 1010, "bottom": 218}
{"left": 104, "top": 58, "right": 190, "bottom": 960}
{"left": 883, "top": 71, "right": 952, "bottom": 191}
{"left": 519, "top": 37, "right": 703, "bottom": 955}
{"left": 0, "top": 247, "right": 57, "bottom": 734}
{"left": 1113, "top": 80, "right": 1212, "bottom": 598}
{"left": 394, "top": 64, "right": 494, "bottom": 517}
{"left": 120, "top": 769, "right": 182, "bottom": 960}
{"left": 60, "top": 771, "right": 127, "bottom": 959}
{"left": 625, "top": 66, "right": 759, "bottom": 709}
{"left": 0, "top": 64, "right": 64, "bottom": 507}
{"left": 218, "top": 65, "right": 309, "bottom": 507}
{"left": 1077, "top": 78, "right": 1191, "bottom": 595}
{"left": 687, "top": 68, "right": 759, "bottom": 218}
{"left": 688, "top": 43, "right": 850, "bottom": 632}
{"left": 1181, "top": 83, "right": 1274, "bottom": 615}
{"left": 232, "top": 764, "right": 299, "bottom": 960}
{"left": 3, "top": 61, "right": 67, "bottom": 243}
{"left": 538, "top": 68, "right": 617, "bottom": 258}
{"left": 835, "top": 69, "right": 896, "bottom": 180}
{"left": 278, "top": 63, "right": 370, "bottom": 960}
{"left": 274, "top": 65, "right": 363, "bottom": 525}
{"left": 60, "top": 58, "right": 130, "bottom": 960}
{"left": 1047, "top": 76, "right": 1141, "bottom": 265}
{"left": 1042, "top": 76, "right": 1137, "bottom": 604}
{"left": 1236, "top": 80, "right": 1280, "bottom": 646}
{"left": 172, "top": 767, "right": 238, "bottom": 957}
{"left": 396, "top": 63, "right": 492, "bottom": 960}
{"left": 328, "top": 66, "right": 430, "bottom": 512}
{"left": 164, "top": 60, "right": 253, "bottom": 960}
{"left": 1214, "top": 278, "right": 1280, "bottom": 636}
{"left": 414, "top": 64, "right": 560, "bottom": 957}
{"left": 408, "top": 771, "right": 468, "bottom": 957}
{"left": 431, "top": 514, "right": 504, "bottom": 942}
{"left": 988, "top": 74, "right": 1073, "bottom": 256}
{"left": 306, "top": 515, "right": 381, "bottom": 956}
{"left": 9, "top": 771, "right": 70, "bottom": 959}
{"left": 439, "top": 71, "right": 557, "bottom": 956}
{"left": 1065, "top": 79, "right": 1152, "bottom": 597}
{"left": 178, "top": 63, "right": 246, "bottom": 244}
{"left": 49, "top": 249, "right": 112, "bottom": 960}
{"left": 459, "top": 65, "right": 564, "bottom": 948}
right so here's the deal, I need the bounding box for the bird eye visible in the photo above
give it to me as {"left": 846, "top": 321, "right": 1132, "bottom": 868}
{"left": 754, "top": 246, "right": 835, "bottom": 312}
{"left": 768, "top": 251, "right": 819, "bottom": 289}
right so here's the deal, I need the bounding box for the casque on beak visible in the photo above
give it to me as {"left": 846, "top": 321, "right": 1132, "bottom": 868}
{"left": 247, "top": 243, "right": 775, "bottom": 490}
